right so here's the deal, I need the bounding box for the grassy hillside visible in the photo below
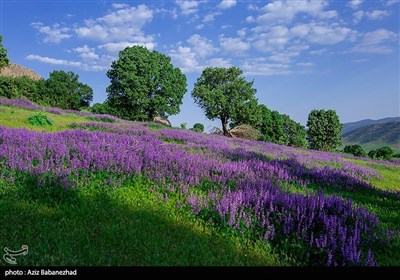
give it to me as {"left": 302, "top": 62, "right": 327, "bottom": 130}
{"left": 1, "top": 99, "right": 399, "bottom": 266}
{"left": 343, "top": 120, "right": 400, "bottom": 151}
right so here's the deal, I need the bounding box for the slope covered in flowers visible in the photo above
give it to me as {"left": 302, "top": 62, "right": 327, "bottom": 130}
{"left": 1, "top": 99, "right": 399, "bottom": 266}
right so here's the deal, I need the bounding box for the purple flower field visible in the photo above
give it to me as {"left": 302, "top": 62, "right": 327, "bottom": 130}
{"left": 1, "top": 116, "right": 399, "bottom": 266}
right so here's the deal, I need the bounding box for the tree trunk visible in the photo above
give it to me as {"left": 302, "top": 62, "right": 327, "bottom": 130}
{"left": 221, "top": 117, "right": 229, "bottom": 136}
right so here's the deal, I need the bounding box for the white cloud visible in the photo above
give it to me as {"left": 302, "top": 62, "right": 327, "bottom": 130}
{"left": 386, "top": 0, "right": 400, "bottom": 6}
{"left": 297, "top": 62, "right": 314, "bottom": 67}
{"left": 169, "top": 46, "right": 202, "bottom": 73}
{"left": 218, "top": 0, "right": 237, "bottom": 9}
{"left": 237, "top": 28, "right": 247, "bottom": 37}
{"left": 75, "top": 4, "right": 153, "bottom": 42}
{"left": 256, "top": 0, "right": 328, "bottom": 25}
{"left": 220, "top": 37, "right": 250, "bottom": 54}
{"left": 111, "top": 3, "right": 129, "bottom": 9}
{"left": 353, "top": 10, "right": 364, "bottom": 24}
{"left": 290, "top": 23, "right": 354, "bottom": 45}
{"left": 203, "top": 12, "right": 221, "bottom": 23}
{"left": 366, "top": 10, "right": 390, "bottom": 20}
{"left": 175, "top": 1, "right": 200, "bottom": 15}
{"left": 26, "top": 54, "right": 81, "bottom": 67}
{"left": 319, "top": 10, "right": 338, "bottom": 19}
{"left": 309, "top": 48, "right": 327, "bottom": 55}
{"left": 73, "top": 45, "right": 99, "bottom": 60}
{"left": 31, "top": 22, "right": 71, "bottom": 44}
{"left": 242, "top": 58, "right": 291, "bottom": 76}
{"left": 246, "top": 16, "right": 255, "bottom": 23}
{"left": 350, "top": 28, "right": 398, "bottom": 54}
{"left": 187, "top": 34, "right": 218, "bottom": 57}
{"left": 195, "top": 24, "right": 204, "bottom": 30}
{"left": 207, "top": 58, "right": 231, "bottom": 68}
{"left": 348, "top": 0, "right": 363, "bottom": 10}
{"left": 98, "top": 41, "right": 155, "bottom": 53}
{"left": 253, "top": 25, "right": 290, "bottom": 52}
{"left": 269, "top": 44, "right": 309, "bottom": 63}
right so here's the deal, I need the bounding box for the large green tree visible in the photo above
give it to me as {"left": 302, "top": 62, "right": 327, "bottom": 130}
{"left": 281, "top": 114, "right": 307, "bottom": 148}
{"left": 0, "top": 35, "right": 10, "bottom": 70}
{"left": 307, "top": 109, "right": 342, "bottom": 151}
{"left": 191, "top": 67, "right": 257, "bottom": 136}
{"left": 41, "top": 70, "right": 93, "bottom": 110}
{"left": 106, "top": 46, "right": 187, "bottom": 121}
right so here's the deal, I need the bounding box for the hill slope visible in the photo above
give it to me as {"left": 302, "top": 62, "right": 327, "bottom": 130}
{"left": 343, "top": 120, "right": 400, "bottom": 150}
{"left": 0, "top": 62, "right": 42, "bottom": 80}
{"left": 342, "top": 117, "right": 400, "bottom": 134}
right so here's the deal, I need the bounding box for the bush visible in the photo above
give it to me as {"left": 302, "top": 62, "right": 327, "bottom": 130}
{"left": 368, "top": 146, "right": 394, "bottom": 160}
{"left": 27, "top": 112, "right": 53, "bottom": 126}
{"left": 375, "top": 146, "right": 393, "bottom": 160}
{"left": 191, "top": 123, "right": 204, "bottom": 133}
{"left": 343, "top": 145, "right": 367, "bottom": 157}
{"left": 0, "top": 76, "right": 40, "bottom": 101}
{"left": 180, "top": 123, "right": 187, "bottom": 130}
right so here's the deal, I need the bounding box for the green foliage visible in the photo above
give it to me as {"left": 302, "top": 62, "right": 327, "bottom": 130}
{"left": 307, "top": 109, "right": 342, "bottom": 151}
{"left": 191, "top": 123, "right": 205, "bottom": 133}
{"left": 27, "top": 112, "right": 53, "bottom": 126}
{"left": 106, "top": 46, "right": 187, "bottom": 121}
{"left": 233, "top": 104, "right": 306, "bottom": 147}
{"left": 0, "top": 35, "right": 9, "bottom": 69}
{"left": 369, "top": 146, "right": 394, "bottom": 160}
{"left": 281, "top": 114, "right": 307, "bottom": 148}
{"left": 180, "top": 123, "right": 187, "bottom": 130}
{"left": 90, "top": 102, "right": 111, "bottom": 115}
{"left": 368, "top": 150, "right": 377, "bottom": 159}
{"left": 0, "top": 76, "right": 40, "bottom": 100}
{"left": 344, "top": 144, "right": 367, "bottom": 157}
{"left": 40, "top": 70, "right": 93, "bottom": 110}
{"left": 192, "top": 67, "right": 257, "bottom": 136}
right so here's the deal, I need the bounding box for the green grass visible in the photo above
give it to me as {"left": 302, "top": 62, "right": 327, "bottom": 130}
{"left": 0, "top": 105, "right": 94, "bottom": 132}
{"left": 345, "top": 158, "right": 400, "bottom": 192}
{"left": 0, "top": 175, "right": 283, "bottom": 266}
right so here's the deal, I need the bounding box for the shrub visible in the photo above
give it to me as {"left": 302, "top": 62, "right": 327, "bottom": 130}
{"left": 191, "top": 123, "right": 204, "bottom": 133}
{"left": 27, "top": 112, "right": 53, "bottom": 126}
{"left": 344, "top": 145, "right": 367, "bottom": 157}
{"left": 375, "top": 146, "right": 393, "bottom": 160}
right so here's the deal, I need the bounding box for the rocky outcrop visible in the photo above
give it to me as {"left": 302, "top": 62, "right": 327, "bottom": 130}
{"left": 153, "top": 116, "right": 171, "bottom": 127}
{"left": 0, "top": 62, "right": 42, "bottom": 80}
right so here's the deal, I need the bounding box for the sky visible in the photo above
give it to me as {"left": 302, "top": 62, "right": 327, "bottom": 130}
{"left": 1, "top": 0, "right": 399, "bottom": 131}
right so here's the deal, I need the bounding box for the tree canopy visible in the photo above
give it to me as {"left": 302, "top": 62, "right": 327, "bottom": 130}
{"left": 191, "top": 67, "right": 257, "bottom": 136}
{"left": 106, "top": 46, "right": 187, "bottom": 121}
{"left": 307, "top": 109, "right": 342, "bottom": 151}
{"left": 40, "top": 70, "right": 93, "bottom": 110}
{"left": 0, "top": 35, "right": 10, "bottom": 70}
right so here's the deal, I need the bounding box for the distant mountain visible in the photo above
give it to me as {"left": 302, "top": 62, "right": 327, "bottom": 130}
{"left": 342, "top": 117, "right": 400, "bottom": 134}
{"left": 342, "top": 120, "right": 400, "bottom": 150}
{"left": 0, "top": 62, "right": 41, "bottom": 81}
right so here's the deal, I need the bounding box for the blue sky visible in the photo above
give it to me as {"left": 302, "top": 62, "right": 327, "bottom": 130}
{"left": 1, "top": 0, "right": 399, "bottom": 130}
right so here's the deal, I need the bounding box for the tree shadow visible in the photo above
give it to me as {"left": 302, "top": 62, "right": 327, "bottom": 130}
{"left": 0, "top": 182, "right": 281, "bottom": 266}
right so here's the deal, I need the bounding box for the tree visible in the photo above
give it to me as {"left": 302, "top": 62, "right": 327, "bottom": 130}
{"left": 191, "top": 123, "right": 204, "bottom": 132}
{"left": 192, "top": 67, "right": 257, "bottom": 136}
{"left": 0, "top": 35, "right": 9, "bottom": 70}
{"left": 307, "top": 109, "right": 342, "bottom": 151}
{"left": 344, "top": 144, "right": 367, "bottom": 157}
{"left": 90, "top": 102, "right": 111, "bottom": 115}
{"left": 106, "top": 46, "right": 187, "bottom": 121}
{"left": 368, "top": 150, "right": 377, "bottom": 159}
{"left": 41, "top": 70, "right": 93, "bottom": 110}
{"left": 375, "top": 146, "right": 393, "bottom": 160}
{"left": 281, "top": 114, "right": 307, "bottom": 148}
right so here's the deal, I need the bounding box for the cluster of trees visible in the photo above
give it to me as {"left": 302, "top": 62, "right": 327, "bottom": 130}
{"left": 0, "top": 36, "right": 93, "bottom": 110}
{"left": 0, "top": 71, "right": 93, "bottom": 110}
{"left": 2, "top": 35, "right": 344, "bottom": 152}
{"left": 343, "top": 144, "right": 398, "bottom": 160}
